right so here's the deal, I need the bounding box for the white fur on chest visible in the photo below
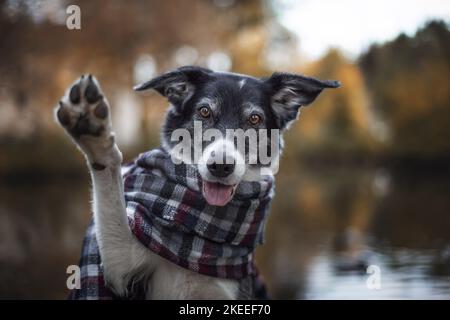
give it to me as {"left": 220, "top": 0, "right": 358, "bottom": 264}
{"left": 93, "top": 170, "right": 239, "bottom": 299}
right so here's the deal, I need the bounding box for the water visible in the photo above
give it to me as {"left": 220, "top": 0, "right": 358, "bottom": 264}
{"left": 255, "top": 165, "right": 450, "bottom": 299}
{"left": 0, "top": 166, "right": 449, "bottom": 299}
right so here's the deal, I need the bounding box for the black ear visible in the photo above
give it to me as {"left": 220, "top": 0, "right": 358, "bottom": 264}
{"left": 265, "top": 72, "right": 340, "bottom": 129}
{"left": 134, "top": 66, "right": 212, "bottom": 108}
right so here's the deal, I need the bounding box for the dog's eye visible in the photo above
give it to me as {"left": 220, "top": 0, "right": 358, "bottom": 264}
{"left": 248, "top": 114, "right": 262, "bottom": 125}
{"left": 198, "top": 106, "right": 211, "bottom": 118}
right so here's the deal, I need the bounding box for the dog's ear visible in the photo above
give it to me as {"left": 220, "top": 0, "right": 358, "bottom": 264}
{"left": 134, "top": 66, "right": 212, "bottom": 108}
{"left": 265, "top": 72, "right": 340, "bottom": 130}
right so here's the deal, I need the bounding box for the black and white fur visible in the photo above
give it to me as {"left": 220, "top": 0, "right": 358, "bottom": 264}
{"left": 55, "top": 66, "right": 339, "bottom": 299}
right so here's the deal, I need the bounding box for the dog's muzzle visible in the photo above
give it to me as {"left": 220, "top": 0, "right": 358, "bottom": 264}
{"left": 207, "top": 153, "right": 236, "bottom": 178}
{"left": 199, "top": 139, "right": 245, "bottom": 206}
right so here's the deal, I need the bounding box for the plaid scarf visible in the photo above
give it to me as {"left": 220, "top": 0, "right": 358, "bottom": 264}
{"left": 69, "top": 148, "right": 274, "bottom": 299}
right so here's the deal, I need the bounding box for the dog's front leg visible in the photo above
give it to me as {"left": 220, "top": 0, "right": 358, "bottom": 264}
{"left": 54, "top": 75, "right": 149, "bottom": 296}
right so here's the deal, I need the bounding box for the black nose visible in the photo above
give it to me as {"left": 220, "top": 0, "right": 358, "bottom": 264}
{"left": 207, "top": 156, "right": 236, "bottom": 178}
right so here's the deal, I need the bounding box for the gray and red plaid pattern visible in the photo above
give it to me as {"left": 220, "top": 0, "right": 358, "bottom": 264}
{"left": 69, "top": 148, "right": 274, "bottom": 299}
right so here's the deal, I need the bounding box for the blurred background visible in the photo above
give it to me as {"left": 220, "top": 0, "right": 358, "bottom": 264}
{"left": 0, "top": 0, "right": 449, "bottom": 299}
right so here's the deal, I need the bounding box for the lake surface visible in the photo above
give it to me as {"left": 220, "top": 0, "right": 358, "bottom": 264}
{"left": 1, "top": 165, "right": 449, "bottom": 299}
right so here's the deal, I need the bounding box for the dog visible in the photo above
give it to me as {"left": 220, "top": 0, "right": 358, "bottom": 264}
{"left": 55, "top": 66, "right": 339, "bottom": 299}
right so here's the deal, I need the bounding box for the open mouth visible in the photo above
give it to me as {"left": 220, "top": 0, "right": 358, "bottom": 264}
{"left": 202, "top": 181, "right": 237, "bottom": 207}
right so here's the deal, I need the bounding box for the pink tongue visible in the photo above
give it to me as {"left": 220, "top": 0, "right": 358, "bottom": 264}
{"left": 202, "top": 181, "right": 234, "bottom": 207}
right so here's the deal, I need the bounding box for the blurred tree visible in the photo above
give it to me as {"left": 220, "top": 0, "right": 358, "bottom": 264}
{"left": 359, "top": 20, "right": 450, "bottom": 159}
{"left": 0, "top": 0, "right": 277, "bottom": 141}
{"left": 0, "top": 0, "right": 280, "bottom": 172}
{"left": 284, "top": 49, "right": 376, "bottom": 159}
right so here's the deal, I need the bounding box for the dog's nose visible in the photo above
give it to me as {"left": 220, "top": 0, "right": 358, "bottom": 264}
{"left": 207, "top": 155, "right": 236, "bottom": 178}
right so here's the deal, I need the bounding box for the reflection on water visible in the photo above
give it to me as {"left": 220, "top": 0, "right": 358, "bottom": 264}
{"left": 305, "top": 248, "right": 450, "bottom": 299}
{"left": 1, "top": 165, "right": 450, "bottom": 299}
{"left": 255, "top": 164, "right": 450, "bottom": 299}
{"left": 0, "top": 175, "right": 91, "bottom": 299}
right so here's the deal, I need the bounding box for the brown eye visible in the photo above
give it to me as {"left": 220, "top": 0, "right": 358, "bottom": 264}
{"left": 249, "top": 114, "right": 262, "bottom": 125}
{"left": 199, "top": 106, "right": 211, "bottom": 118}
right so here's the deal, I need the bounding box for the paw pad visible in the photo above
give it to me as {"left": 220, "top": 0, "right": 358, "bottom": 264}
{"left": 69, "top": 83, "right": 81, "bottom": 104}
{"left": 56, "top": 102, "right": 71, "bottom": 126}
{"left": 85, "top": 75, "right": 103, "bottom": 104}
{"left": 94, "top": 101, "right": 108, "bottom": 119}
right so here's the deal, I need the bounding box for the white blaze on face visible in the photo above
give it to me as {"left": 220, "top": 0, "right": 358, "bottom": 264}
{"left": 238, "top": 79, "right": 246, "bottom": 90}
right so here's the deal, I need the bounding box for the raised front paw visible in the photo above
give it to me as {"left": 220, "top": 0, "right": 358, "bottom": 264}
{"left": 55, "top": 74, "right": 110, "bottom": 138}
{"left": 55, "top": 75, "right": 121, "bottom": 168}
